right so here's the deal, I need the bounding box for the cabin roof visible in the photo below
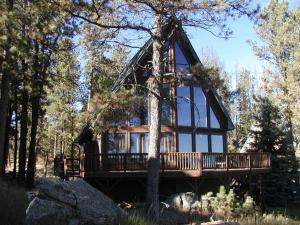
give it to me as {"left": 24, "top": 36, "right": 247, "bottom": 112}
{"left": 112, "top": 20, "right": 234, "bottom": 130}
{"left": 75, "top": 20, "right": 234, "bottom": 143}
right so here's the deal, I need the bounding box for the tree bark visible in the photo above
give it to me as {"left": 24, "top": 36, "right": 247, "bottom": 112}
{"left": 18, "top": 89, "right": 28, "bottom": 183}
{"left": 0, "top": 72, "right": 11, "bottom": 178}
{"left": 0, "top": 0, "right": 13, "bottom": 179}
{"left": 2, "top": 104, "right": 12, "bottom": 174}
{"left": 27, "top": 42, "right": 45, "bottom": 188}
{"left": 13, "top": 83, "right": 18, "bottom": 178}
{"left": 26, "top": 93, "right": 40, "bottom": 188}
{"left": 44, "top": 151, "right": 48, "bottom": 177}
{"left": 146, "top": 11, "right": 163, "bottom": 224}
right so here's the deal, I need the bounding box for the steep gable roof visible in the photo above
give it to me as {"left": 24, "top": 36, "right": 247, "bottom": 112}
{"left": 112, "top": 21, "right": 234, "bottom": 131}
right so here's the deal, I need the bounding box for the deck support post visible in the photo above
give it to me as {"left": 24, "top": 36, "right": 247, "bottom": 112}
{"left": 123, "top": 154, "right": 127, "bottom": 172}
{"left": 161, "top": 154, "right": 165, "bottom": 172}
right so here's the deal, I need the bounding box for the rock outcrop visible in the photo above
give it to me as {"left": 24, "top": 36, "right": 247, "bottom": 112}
{"left": 26, "top": 177, "right": 127, "bottom": 225}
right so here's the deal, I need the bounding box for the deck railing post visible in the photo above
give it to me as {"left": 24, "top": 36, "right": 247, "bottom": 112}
{"left": 225, "top": 154, "right": 229, "bottom": 170}
{"left": 249, "top": 153, "right": 252, "bottom": 169}
{"left": 199, "top": 153, "right": 203, "bottom": 175}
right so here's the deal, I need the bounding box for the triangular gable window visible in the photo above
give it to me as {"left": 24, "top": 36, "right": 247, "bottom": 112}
{"left": 175, "top": 41, "right": 189, "bottom": 74}
{"left": 210, "top": 107, "right": 220, "bottom": 129}
{"left": 193, "top": 87, "right": 207, "bottom": 128}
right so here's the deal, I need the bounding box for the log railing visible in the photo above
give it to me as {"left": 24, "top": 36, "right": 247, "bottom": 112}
{"left": 66, "top": 152, "right": 271, "bottom": 175}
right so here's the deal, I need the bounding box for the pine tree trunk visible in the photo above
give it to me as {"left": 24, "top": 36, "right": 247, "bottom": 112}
{"left": 2, "top": 105, "right": 12, "bottom": 174}
{"left": 18, "top": 89, "right": 28, "bottom": 183}
{"left": 44, "top": 151, "right": 48, "bottom": 177}
{"left": 0, "top": 0, "right": 13, "bottom": 179}
{"left": 0, "top": 67, "right": 11, "bottom": 179}
{"left": 27, "top": 42, "right": 44, "bottom": 188}
{"left": 146, "top": 11, "right": 163, "bottom": 224}
{"left": 27, "top": 94, "right": 40, "bottom": 188}
{"left": 53, "top": 133, "right": 57, "bottom": 158}
{"left": 13, "top": 84, "right": 18, "bottom": 178}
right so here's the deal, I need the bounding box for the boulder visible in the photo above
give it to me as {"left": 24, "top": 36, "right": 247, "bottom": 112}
{"left": 165, "top": 192, "right": 200, "bottom": 212}
{"left": 26, "top": 177, "right": 127, "bottom": 225}
{"left": 65, "top": 179, "right": 127, "bottom": 224}
{"left": 35, "top": 177, "right": 77, "bottom": 207}
{"left": 26, "top": 197, "right": 73, "bottom": 225}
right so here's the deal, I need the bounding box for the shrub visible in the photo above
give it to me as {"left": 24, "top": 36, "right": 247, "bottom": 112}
{"left": 204, "top": 186, "right": 255, "bottom": 221}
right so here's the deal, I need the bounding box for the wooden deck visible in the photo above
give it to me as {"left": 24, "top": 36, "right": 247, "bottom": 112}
{"left": 64, "top": 152, "right": 271, "bottom": 179}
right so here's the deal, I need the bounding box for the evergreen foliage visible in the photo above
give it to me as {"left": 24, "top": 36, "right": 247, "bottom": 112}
{"left": 247, "top": 96, "right": 299, "bottom": 206}
{"left": 250, "top": 0, "right": 300, "bottom": 149}
{"left": 205, "top": 186, "right": 255, "bottom": 221}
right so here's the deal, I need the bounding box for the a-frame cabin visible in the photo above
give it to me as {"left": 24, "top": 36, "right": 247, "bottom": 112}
{"left": 66, "top": 20, "right": 270, "bottom": 200}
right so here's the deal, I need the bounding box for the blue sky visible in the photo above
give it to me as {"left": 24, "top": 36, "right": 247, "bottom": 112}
{"left": 184, "top": 0, "right": 299, "bottom": 84}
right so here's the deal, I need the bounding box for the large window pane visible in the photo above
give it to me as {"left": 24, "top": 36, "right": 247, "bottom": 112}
{"left": 178, "top": 133, "right": 192, "bottom": 152}
{"left": 210, "top": 107, "right": 220, "bottom": 129}
{"left": 106, "top": 133, "right": 127, "bottom": 154}
{"left": 129, "top": 90, "right": 148, "bottom": 126}
{"left": 161, "top": 84, "right": 171, "bottom": 125}
{"left": 175, "top": 42, "right": 189, "bottom": 74}
{"left": 177, "top": 86, "right": 191, "bottom": 126}
{"left": 142, "top": 133, "right": 149, "bottom": 153}
{"left": 160, "top": 133, "right": 173, "bottom": 153}
{"left": 130, "top": 133, "right": 148, "bottom": 153}
{"left": 195, "top": 134, "right": 208, "bottom": 152}
{"left": 163, "top": 41, "right": 170, "bottom": 73}
{"left": 211, "top": 135, "right": 224, "bottom": 153}
{"left": 193, "top": 87, "right": 207, "bottom": 127}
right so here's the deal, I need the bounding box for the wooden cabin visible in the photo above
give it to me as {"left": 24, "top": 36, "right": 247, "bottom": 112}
{"left": 66, "top": 20, "right": 271, "bottom": 200}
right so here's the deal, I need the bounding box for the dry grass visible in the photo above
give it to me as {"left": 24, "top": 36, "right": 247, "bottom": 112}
{"left": 118, "top": 205, "right": 300, "bottom": 225}
{"left": 0, "top": 180, "right": 28, "bottom": 225}
{"left": 239, "top": 213, "right": 300, "bottom": 225}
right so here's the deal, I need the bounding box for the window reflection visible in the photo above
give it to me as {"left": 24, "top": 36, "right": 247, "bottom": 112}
{"left": 211, "top": 135, "right": 224, "bottom": 152}
{"left": 210, "top": 107, "right": 220, "bottom": 129}
{"left": 130, "top": 133, "right": 149, "bottom": 154}
{"left": 193, "top": 87, "right": 207, "bottom": 127}
{"left": 175, "top": 42, "right": 189, "bottom": 74}
{"left": 129, "top": 90, "right": 148, "bottom": 126}
{"left": 106, "top": 133, "right": 127, "bottom": 154}
{"left": 161, "top": 84, "right": 171, "bottom": 125}
{"left": 178, "top": 133, "right": 192, "bottom": 152}
{"left": 164, "top": 41, "right": 170, "bottom": 73}
{"left": 160, "top": 133, "right": 173, "bottom": 152}
{"left": 177, "top": 86, "right": 191, "bottom": 126}
{"left": 195, "top": 134, "right": 208, "bottom": 152}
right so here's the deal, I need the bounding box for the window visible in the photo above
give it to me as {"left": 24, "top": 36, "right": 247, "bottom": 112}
{"left": 130, "top": 133, "right": 149, "bottom": 154}
{"left": 211, "top": 135, "right": 224, "bottom": 153}
{"left": 177, "top": 86, "right": 191, "bottom": 126}
{"left": 129, "top": 90, "right": 148, "bottom": 126}
{"left": 106, "top": 133, "right": 127, "bottom": 154}
{"left": 175, "top": 42, "right": 189, "bottom": 74}
{"left": 163, "top": 41, "right": 170, "bottom": 73}
{"left": 161, "top": 84, "right": 171, "bottom": 125}
{"left": 130, "top": 133, "right": 172, "bottom": 154}
{"left": 178, "top": 133, "right": 192, "bottom": 152}
{"left": 210, "top": 107, "right": 220, "bottom": 128}
{"left": 160, "top": 133, "right": 173, "bottom": 152}
{"left": 195, "top": 134, "right": 208, "bottom": 152}
{"left": 193, "top": 87, "right": 207, "bottom": 127}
